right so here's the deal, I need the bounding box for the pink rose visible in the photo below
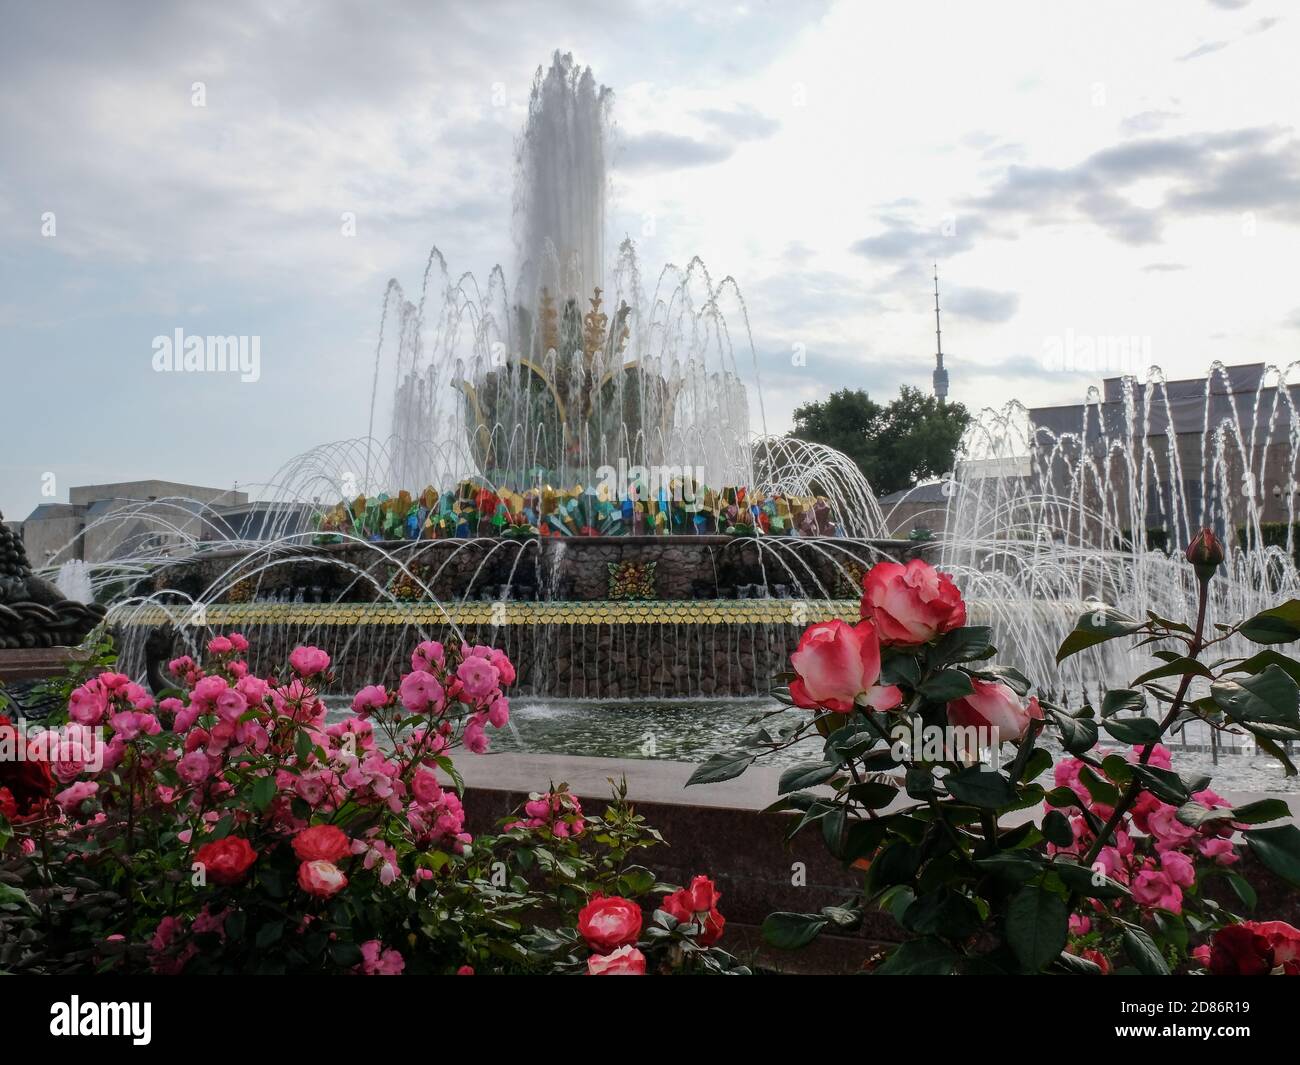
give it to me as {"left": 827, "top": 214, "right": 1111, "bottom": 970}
{"left": 947, "top": 679, "right": 1043, "bottom": 744}
{"left": 463, "top": 717, "right": 489, "bottom": 754}
{"left": 68, "top": 680, "right": 109, "bottom": 725}
{"left": 411, "top": 641, "right": 445, "bottom": 673}
{"left": 1131, "top": 868, "right": 1183, "bottom": 914}
{"left": 297, "top": 859, "right": 348, "bottom": 898}
{"left": 578, "top": 895, "right": 643, "bottom": 953}
{"left": 207, "top": 636, "right": 233, "bottom": 655}
{"left": 456, "top": 657, "right": 500, "bottom": 701}
{"left": 789, "top": 619, "right": 902, "bottom": 713}
{"left": 1128, "top": 744, "right": 1173, "bottom": 770}
{"left": 1160, "top": 849, "right": 1196, "bottom": 888}
{"left": 235, "top": 675, "right": 269, "bottom": 706}
{"left": 213, "top": 688, "right": 247, "bottom": 724}
{"left": 177, "top": 749, "right": 213, "bottom": 784}
{"left": 860, "top": 559, "right": 966, "bottom": 645}
{"left": 351, "top": 684, "right": 389, "bottom": 716}
{"left": 411, "top": 767, "right": 443, "bottom": 805}
{"left": 358, "top": 939, "right": 405, "bottom": 975}
{"left": 1197, "top": 837, "right": 1238, "bottom": 865}
{"left": 1148, "top": 804, "right": 1197, "bottom": 850}
{"left": 55, "top": 780, "right": 98, "bottom": 810}
{"left": 586, "top": 944, "right": 646, "bottom": 975}
{"left": 398, "top": 671, "right": 444, "bottom": 713}
{"left": 289, "top": 646, "right": 331, "bottom": 677}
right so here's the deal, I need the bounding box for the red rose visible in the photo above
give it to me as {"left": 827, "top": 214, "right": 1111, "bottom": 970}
{"left": 577, "top": 894, "right": 643, "bottom": 953}
{"left": 0, "top": 720, "right": 55, "bottom": 822}
{"left": 1211, "top": 920, "right": 1300, "bottom": 975}
{"left": 662, "top": 876, "right": 726, "bottom": 947}
{"left": 788, "top": 619, "right": 902, "bottom": 713}
{"left": 860, "top": 559, "right": 966, "bottom": 646}
{"left": 194, "top": 836, "right": 258, "bottom": 886}
{"left": 1209, "top": 923, "right": 1274, "bottom": 975}
{"left": 293, "top": 824, "right": 351, "bottom": 864}
{"left": 297, "top": 859, "right": 348, "bottom": 898}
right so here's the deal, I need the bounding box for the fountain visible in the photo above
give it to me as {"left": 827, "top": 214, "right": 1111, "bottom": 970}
{"left": 928, "top": 362, "right": 1300, "bottom": 706}
{"left": 68, "top": 52, "right": 896, "bottom": 700}
{"left": 39, "top": 54, "right": 1300, "bottom": 760}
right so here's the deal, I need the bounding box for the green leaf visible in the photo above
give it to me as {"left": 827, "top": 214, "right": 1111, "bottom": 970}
{"left": 1224, "top": 871, "right": 1257, "bottom": 911}
{"left": 931, "top": 626, "right": 995, "bottom": 664}
{"left": 778, "top": 760, "right": 838, "bottom": 795}
{"left": 905, "top": 765, "right": 936, "bottom": 799}
{"left": 1132, "top": 657, "right": 1214, "bottom": 685}
{"left": 1175, "top": 802, "right": 1236, "bottom": 828}
{"left": 902, "top": 889, "right": 984, "bottom": 938}
{"left": 1041, "top": 810, "right": 1074, "bottom": 847}
{"left": 0, "top": 882, "right": 35, "bottom": 911}
{"left": 822, "top": 806, "right": 848, "bottom": 856}
{"left": 1212, "top": 665, "right": 1300, "bottom": 727}
{"left": 1051, "top": 710, "right": 1099, "bottom": 755}
{"left": 1230, "top": 649, "right": 1300, "bottom": 686}
{"left": 1245, "top": 824, "right": 1300, "bottom": 886}
{"left": 1101, "top": 689, "right": 1145, "bottom": 718}
{"left": 976, "top": 664, "right": 1033, "bottom": 696}
{"left": 685, "top": 750, "right": 755, "bottom": 787}
{"left": 975, "top": 852, "right": 1045, "bottom": 882}
{"left": 1044, "top": 785, "right": 1084, "bottom": 809}
{"left": 881, "top": 652, "right": 921, "bottom": 687}
{"left": 251, "top": 774, "right": 277, "bottom": 811}
{"left": 919, "top": 669, "right": 975, "bottom": 701}
{"left": 874, "top": 937, "right": 961, "bottom": 975}
{"left": 1121, "top": 924, "right": 1170, "bottom": 975}
{"left": 1056, "top": 607, "right": 1142, "bottom": 663}
{"left": 1232, "top": 798, "right": 1291, "bottom": 825}
{"left": 1239, "top": 600, "right": 1300, "bottom": 644}
{"left": 945, "top": 767, "right": 1018, "bottom": 808}
{"left": 1006, "top": 886, "right": 1069, "bottom": 972}
{"left": 761, "top": 911, "right": 828, "bottom": 950}
{"left": 846, "top": 780, "right": 900, "bottom": 808}
{"left": 330, "top": 940, "right": 363, "bottom": 967}
{"left": 1131, "top": 763, "right": 1192, "bottom": 806}
{"left": 294, "top": 728, "right": 314, "bottom": 763}
{"left": 1053, "top": 861, "right": 1130, "bottom": 899}
{"left": 1102, "top": 716, "right": 1163, "bottom": 745}
{"left": 255, "top": 921, "right": 284, "bottom": 949}
{"left": 1054, "top": 950, "right": 1104, "bottom": 975}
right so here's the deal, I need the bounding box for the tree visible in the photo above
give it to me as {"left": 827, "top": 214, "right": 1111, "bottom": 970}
{"left": 789, "top": 386, "right": 970, "bottom": 496}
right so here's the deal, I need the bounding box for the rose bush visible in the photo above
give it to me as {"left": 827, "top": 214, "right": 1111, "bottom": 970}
{"left": 0, "top": 634, "right": 745, "bottom": 975}
{"left": 690, "top": 538, "right": 1300, "bottom": 974}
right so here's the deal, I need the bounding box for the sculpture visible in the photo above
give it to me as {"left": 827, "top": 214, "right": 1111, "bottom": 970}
{"left": 0, "top": 511, "right": 106, "bottom": 649}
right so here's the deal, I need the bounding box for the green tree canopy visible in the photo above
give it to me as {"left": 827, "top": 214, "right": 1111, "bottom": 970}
{"left": 789, "top": 386, "right": 970, "bottom": 496}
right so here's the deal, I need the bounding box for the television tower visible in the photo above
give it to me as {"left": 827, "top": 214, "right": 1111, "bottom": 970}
{"left": 932, "top": 264, "right": 949, "bottom": 401}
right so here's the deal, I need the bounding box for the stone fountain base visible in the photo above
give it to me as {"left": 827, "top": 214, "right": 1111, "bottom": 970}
{"left": 0, "top": 646, "right": 89, "bottom": 685}
{"left": 108, "top": 536, "right": 924, "bottom": 698}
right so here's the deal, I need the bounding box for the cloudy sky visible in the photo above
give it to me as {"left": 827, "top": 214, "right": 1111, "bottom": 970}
{"left": 3, "top": 0, "right": 1299, "bottom": 520}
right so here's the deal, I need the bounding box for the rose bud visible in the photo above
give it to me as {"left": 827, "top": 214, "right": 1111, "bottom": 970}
{"left": 1185, "top": 527, "right": 1224, "bottom": 582}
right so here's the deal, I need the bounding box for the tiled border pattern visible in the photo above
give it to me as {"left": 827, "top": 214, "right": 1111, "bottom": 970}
{"left": 110, "top": 600, "right": 861, "bottom": 627}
